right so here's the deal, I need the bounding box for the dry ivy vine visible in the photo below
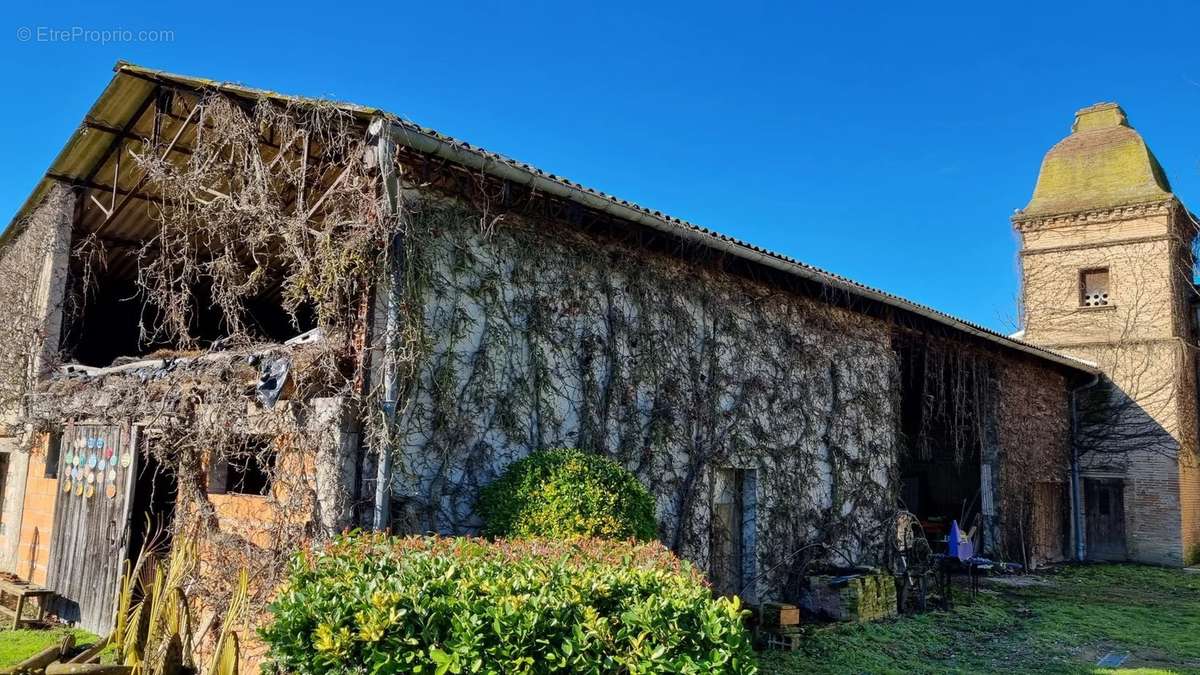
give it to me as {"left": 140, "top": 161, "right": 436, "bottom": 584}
{"left": 0, "top": 83, "right": 1080, "bottom": 633}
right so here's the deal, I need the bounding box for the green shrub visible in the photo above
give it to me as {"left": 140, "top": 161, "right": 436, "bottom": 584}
{"left": 261, "top": 533, "right": 756, "bottom": 674}
{"left": 477, "top": 448, "right": 658, "bottom": 541}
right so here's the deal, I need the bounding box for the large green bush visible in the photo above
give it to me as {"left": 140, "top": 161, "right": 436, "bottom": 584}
{"left": 261, "top": 533, "right": 756, "bottom": 674}
{"left": 477, "top": 448, "right": 658, "bottom": 541}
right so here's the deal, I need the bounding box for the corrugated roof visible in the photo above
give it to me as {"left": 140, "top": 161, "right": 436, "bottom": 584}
{"left": 2, "top": 61, "right": 1099, "bottom": 375}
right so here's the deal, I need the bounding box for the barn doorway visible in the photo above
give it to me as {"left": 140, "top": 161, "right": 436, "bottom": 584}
{"left": 126, "top": 442, "right": 178, "bottom": 565}
{"left": 894, "top": 335, "right": 989, "bottom": 548}
{"left": 1084, "top": 478, "right": 1126, "bottom": 561}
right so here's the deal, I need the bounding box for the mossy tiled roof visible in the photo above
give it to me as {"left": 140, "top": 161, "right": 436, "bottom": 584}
{"left": 1022, "top": 103, "right": 1173, "bottom": 217}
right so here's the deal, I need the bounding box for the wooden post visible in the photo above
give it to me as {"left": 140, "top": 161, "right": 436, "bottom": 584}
{"left": 13, "top": 592, "right": 25, "bottom": 629}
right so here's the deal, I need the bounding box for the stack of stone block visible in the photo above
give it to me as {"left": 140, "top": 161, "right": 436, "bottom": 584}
{"left": 800, "top": 572, "right": 897, "bottom": 622}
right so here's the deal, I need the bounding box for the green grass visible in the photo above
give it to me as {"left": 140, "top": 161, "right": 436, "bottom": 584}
{"left": 762, "top": 564, "right": 1200, "bottom": 675}
{"left": 0, "top": 626, "right": 100, "bottom": 667}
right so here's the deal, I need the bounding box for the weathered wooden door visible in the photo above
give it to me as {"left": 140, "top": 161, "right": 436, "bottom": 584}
{"left": 1032, "top": 482, "right": 1067, "bottom": 564}
{"left": 46, "top": 424, "right": 138, "bottom": 634}
{"left": 711, "top": 468, "right": 757, "bottom": 600}
{"left": 1084, "top": 478, "right": 1126, "bottom": 561}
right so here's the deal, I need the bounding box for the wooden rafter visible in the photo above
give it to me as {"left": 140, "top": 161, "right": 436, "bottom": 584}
{"left": 95, "top": 102, "right": 202, "bottom": 235}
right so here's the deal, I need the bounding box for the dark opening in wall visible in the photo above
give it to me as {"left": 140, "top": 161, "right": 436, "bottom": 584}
{"left": 127, "top": 437, "right": 178, "bottom": 562}
{"left": 44, "top": 429, "right": 62, "bottom": 479}
{"left": 894, "top": 334, "right": 987, "bottom": 540}
{"left": 207, "top": 436, "right": 277, "bottom": 497}
{"left": 62, "top": 247, "right": 316, "bottom": 367}
{"left": 0, "top": 452, "right": 8, "bottom": 530}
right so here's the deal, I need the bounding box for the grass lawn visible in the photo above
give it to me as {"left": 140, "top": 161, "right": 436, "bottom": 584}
{"left": 762, "top": 564, "right": 1200, "bottom": 675}
{"left": 0, "top": 626, "right": 100, "bottom": 667}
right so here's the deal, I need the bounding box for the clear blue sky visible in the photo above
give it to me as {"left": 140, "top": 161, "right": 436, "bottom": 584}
{"left": 4, "top": 1, "right": 1200, "bottom": 332}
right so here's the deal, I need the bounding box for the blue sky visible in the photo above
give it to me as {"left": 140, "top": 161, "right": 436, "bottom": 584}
{"left": 4, "top": 1, "right": 1200, "bottom": 332}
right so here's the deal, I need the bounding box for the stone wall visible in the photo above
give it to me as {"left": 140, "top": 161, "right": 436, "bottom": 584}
{"left": 1018, "top": 202, "right": 1196, "bottom": 565}
{"left": 0, "top": 186, "right": 73, "bottom": 572}
{"left": 386, "top": 197, "right": 1080, "bottom": 596}
{"left": 996, "top": 356, "right": 1071, "bottom": 565}
{"left": 389, "top": 201, "right": 899, "bottom": 601}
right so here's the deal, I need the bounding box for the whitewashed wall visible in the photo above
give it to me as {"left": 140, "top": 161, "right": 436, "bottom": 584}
{"left": 386, "top": 202, "right": 898, "bottom": 600}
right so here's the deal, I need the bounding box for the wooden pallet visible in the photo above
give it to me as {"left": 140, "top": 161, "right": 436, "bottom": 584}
{"left": 759, "top": 624, "right": 804, "bottom": 651}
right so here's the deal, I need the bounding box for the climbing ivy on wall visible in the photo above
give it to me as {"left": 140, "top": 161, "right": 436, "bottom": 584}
{"left": 0, "top": 85, "right": 1078, "bottom": 619}
{"left": 389, "top": 198, "right": 899, "bottom": 597}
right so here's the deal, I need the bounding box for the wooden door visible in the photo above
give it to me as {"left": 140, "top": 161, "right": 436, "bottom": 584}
{"left": 1084, "top": 478, "right": 1126, "bottom": 561}
{"left": 45, "top": 424, "right": 138, "bottom": 634}
{"left": 1031, "top": 482, "right": 1067, "bottom": 564}
{"left": 711, "top": 469, "right": 744, "bottom": 598}
{"left": 711, "top": 468, "right": 757, "bottom": 599}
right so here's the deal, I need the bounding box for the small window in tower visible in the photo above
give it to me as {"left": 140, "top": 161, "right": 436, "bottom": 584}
{"left": 1080, "top": 268, "right": 1110, "bottom": 307}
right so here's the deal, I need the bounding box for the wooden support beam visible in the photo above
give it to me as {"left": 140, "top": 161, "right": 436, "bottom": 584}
{"left": 83, "top": 120, "right": 194, "bottom": 157}
{"left": 82, "top": 87, "right": 158, "bottom": 185}
{"left": 304, "top": 163, "right": 353, "bottom": 221}
{"left": 88, "top": 194, "right": 112, "bottom": 219}
{"left": 46, "top": 173, "right": 157, "bottom": 204}
{"left": 97, "top": 103, "right": 201, "bottom": 234}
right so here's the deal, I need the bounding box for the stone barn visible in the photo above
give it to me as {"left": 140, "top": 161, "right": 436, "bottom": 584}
{"left": 0, "top": 62, "right": 1097, "bottom": 638}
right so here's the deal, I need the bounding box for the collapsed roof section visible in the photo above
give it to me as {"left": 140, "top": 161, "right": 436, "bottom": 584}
{"left": 1, "top": 61, "right": 1098, "bottom": 377}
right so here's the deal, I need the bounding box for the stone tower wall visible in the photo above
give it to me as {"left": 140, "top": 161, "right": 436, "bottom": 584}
{"left": 1015, "top": 104, "right": 1199, "bottom": 565}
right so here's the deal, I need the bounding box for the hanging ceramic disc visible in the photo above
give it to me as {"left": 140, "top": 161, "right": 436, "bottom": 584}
{"left": 73, "top": 483, "right": 83, "bottom": 496}
{"left": 107, "top": 468, "right": 117, "bottom": 482}
{"left": 96, "top": 438, "right": 105, "bottom": 449}
{"left": 105, "top": 484, "right": 117, "bottom": 499}
{"left": 85, "top": 484, "right": 94, "bottom": 499}
{"left": 85, "top": 471, "right": 95, "bottom": 484}
{"left": 105, "top": 447, "right": 114, "bottom": 459}
{"left": 120, "top": 453, "right": 132, "bottom": 468}
{"left": 97, "top": 459, "right": 107, "bottom": 472}
{"left": 62, "top": 480, "right": 71, "bottom": 493}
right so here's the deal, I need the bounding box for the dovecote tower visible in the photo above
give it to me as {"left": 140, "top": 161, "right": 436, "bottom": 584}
{"left": 1013, "top": 103, "right": 1200, "bottom": 565}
